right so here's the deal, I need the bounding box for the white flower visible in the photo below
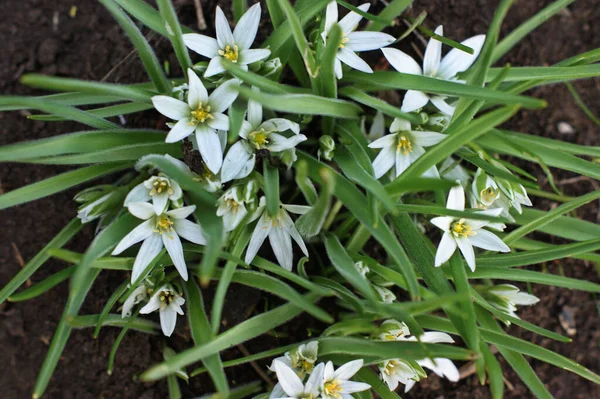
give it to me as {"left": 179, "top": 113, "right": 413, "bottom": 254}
{"left": 471, "top": 168, "right": 500, "bottom": 208}
{"left": 487, "top": 284, "right": 540, "bottom": 318}
{"left": 379, "top": 319, "right": 411, "bottom": 341}
{"left": 270, "top": 341, "right": 320, "bottom": 377}
{"left": 322, "top": 2, "right": 395, "bottom": 79}
{"left": 77, "top": 192, "right": 112, "bottom": 223}
{"left": 121, "top": 284, "right": 148, "bottom": 318}
{"left": 151, "top": 69, "right": 239, "bottom": 174}
{"left": 221, "top": 92, "right": 305, "bottom": 183}
{"left": 139, "top": 285, "right": 185, "bottom": 337}
{"left": 362, "top": 111, "right": 385, "bottom": 142}
{"left": 431, "top": 184, "right": 510, "bottom": 271}
{"left": 125, "top": 174, "right": 183, "bottom": 215}
{"left": 379, "top": 359, "right": 421, "bottom": 392}
{"left": 354, "top": 261, "right": 370, "bottom": 278}
{"left": 216, "top": 187, "right": 248, "bottom": 232}
{"left": 374, "top": 285, "right": 396, "bottom": 303}
{"left": 112, "top": 203, "right": 207, "bottom": 282}
{"left": 183, "top": 4, "right": 270, "bottom": 77}
{"left": 244, "top": 199, "right": 310, "bottom": 271}
{"left": 382, "top": 26, "right": 485, "bottom": 114}
{"left": 369, "top": 118, "right": 446, "bottom": 179}
{"left": 322, "top": 360, "right": 371, "bottom": 399}
{"left": 271, "top": 361, "right": 324, "bottom": 399}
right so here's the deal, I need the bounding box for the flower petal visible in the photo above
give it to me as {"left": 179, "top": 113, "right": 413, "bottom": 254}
{"left": 195, "top": 125, "right": 223, "bottom": 174}
{"left": 112, "top": 219, "right": 155, "bottom": 255}
{"left": 162, "top": 231, "right": 188, "bottom": 280}
{"left": 159, "top": 306, "right": 177, "bottom": 336}
{"left": 338, "top": 3, "right": 369, "bottom": 34}
{"left": 174, "top": 219, "right": 207, "bottom": 245}
{"left": 430, "top": 216, "right": 453, "bottom": 232}
{"left": 446, "top": 184, "right": 465, "bottom": 211}
{"left": 183, "top": 33, "right": 219, "bottom": 58}
{"left": 423, "top": 25, "right": 443, "bottom": 76}
{"left": 128, "top": 202, "right": 156, "bottom": 220}
{"left": 267, "top": 133, "right": 307, "bottom": 152}
{"left": 124, "top": 183, "right": 151, "bottom": 206}
{"left": 456, "top": 237, "right": 476, "bottom": 271}
{"left": 420, "top": 331, "right": 455, "bottom": 344}
{"left": 245, "top": 213, "right": 271, "bottom": 264}
{"left": 340, "top": 381, "right": 371, "bottom": 394}
{"left": 337, "top": 47, "right": 373, "bottom": 73}
{"left": 209, "top": 79, "right": 240, "bottom": 112}
{"left": 334, "top": 57, "right": 343, "bottom": 79}
{"left": 334, "top": 359, "right": 363, "bottom": 380}
{"left": 394, "top": 150, "right": 412, "bottom": 178}
{"left": 401, "top": 90, "right": 429, "bottom": 113}
{"left": 430, "top": 96, "right": 456, "bottom": 116}
{"left": 166, "top": 205, "right": 197, "bottom": 219}
{"left": 152, "top": 193, "right": 169, "bottom": 215}
{"left": 269, "top": 224, "right": 294, "bottom": 270}
{"left": 207, "top": 112, "right": 230, "bottom": 131}
{"left": 152, "top": 96, "right": 190, "bottom": 120}
{"left": 187, "top": 69, "right": 209, "bottom": 109}
{"left": 239, "top": 49, "right": 271, "bottom": 65}
{"left": 131, "top": 233, "right": 163, "bottom": 282}
{"left": 233, "top": 2, "right": 261, "bottom": 50}
{"left": 248, "top": 91, "right": 263, "bottom": 128}
{"left": 165, "top": 118, "right": 196, "bottom": 143}
{"left": 346, "top": 31, "right": 395, "bottom": 52}
{"left": 281, "top": 210, "right": 309, "bottom": 257}
{"left": 221, "top": 141, "right": 254, "bottom": 183}
{"left": 215, "top": 6, "right": 234, "bottom": 48}
{"left": 273, "top": 360, "right": 304, "bottom": 397}
{"left": 413, "top": 131, "right": 446, "bottom": 147}
{"left": 368, "top": 133, "right": 396, "bottom": 149}
{"left": 139, "top": 293, "right": 161, "bottom": 314}
{"left": 435, "top": 231, "right": 457, "bottom": 267}
{"left": 470, "top": 229, "right": 510, "bottom": 252}
{"left": 260, "top": 118, "right": 300, "bottom": 134}
{"left": 205, "top": 56, "right": 226, "bottom": 78}
{"left": 372, "top": 145, "right": 395, "bottom": 179}
{"left": 382, "top": 48, "right": 422, "bottom": 75}
{"left": 324, "top": 1, "right": 338, "bottom": 35}
{"left": 439, "top": 34, "right": 486, "bottom": 80}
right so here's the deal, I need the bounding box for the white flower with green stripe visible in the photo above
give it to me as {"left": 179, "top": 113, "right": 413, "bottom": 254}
{"left": 139, "top": 285, "right": 184, "bottom": 337}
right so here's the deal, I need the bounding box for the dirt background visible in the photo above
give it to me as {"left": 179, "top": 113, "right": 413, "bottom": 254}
{"left": 0, "top": 0, "right": 599, "bottom": 398}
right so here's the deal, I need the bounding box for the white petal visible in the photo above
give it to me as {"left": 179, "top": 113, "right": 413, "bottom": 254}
{"left": 174, "top": 219, "right": 207, "bottom": 245}
{"left": 128, "top": 202, "right": 156, "bottom": 220}
{"left": 334, "top": 359, "right": 363, "bottom": 380}
{"left": 166, "top": 205, "right": 197, "bottom": 219}
{"left": 152, "top": 96, "right": 190, "bottom": 120}
{"left": 248, "top": 91, "right": 263, "bottom": 128}
{"left": 394, "top": 150, "right": 412, "bottom": 178}
{"left": 215, "top": 6, "right": 234, "bottom": 48}
{"left": 222, "top": 205, "right": 248, "bottom": 232}
{"left": 187, "top": 69, "right": 209, "bottom": 109}
{"left": 324, "top": 1, "right": 338, "bottom": 35}
{"left": 368, "top": 134, "right": 396, "bottom": 149}
{"left": 456, "top": 237, "right": 476, "bottom": 271}
{"left": 431, "top": 96, "right": 456, "bottom": 116}
{"left": 112, "top": 219, "right": 155, "bottom": 255}
{"left": 413, "top": 130, "right": 446, "bottom": 147}
{"left": 340, "top": 381, "right": 371, "bottom": 394}
{"left": 245, "top": 213, "right": 271, "bottom": 264}
{"left": 346, "top": 31, "right": 395, "bottom": 52}
{"left": 282, "top": 204, "right": 311, "bottom": 215}
{"left": 337, "top": 48, "right": 372, "bottom": 74}
{"left": 390, "top": 118, "right": 411, "bottom": 133}
{"left": 281, "top": 210, "right": 309, "bottom": 257}
{"left": 382, "top": 48, "right": 422, "bottom": 75}
{"left": 121, "top": 285, "right": 147, "bottom": 318}
{"left": 269, "top": 224, "right": 294, "bottom": 270}
{"left": 338, "top": 3, "right": 369, "bottom": 34}
{"left": 195, "top": 125, "right": 223, "bottom": 174}
{"left": 159, "top": 306, "right": 177, "bottom": 336}
{"left": 239, "top": 49, "right": 271, "bottom": 65}
{"left": 205, "top": 56, "right": 226, "bottom": 78}
{"left": 209, "top": 79, "right": 240, "bottom": 112}
{"left": 221, "top": 141, "right": 254, "bottom": 183}
{"left": 372, "top": 145, "right": 395, "bottom": 179}
{"left": 207, "top": 112, "right": 230, "bottom": 130}
{"left": 470, "top": 229, "right": 510, "bottom": 252}
{"left": 233, "top": 3, "right": 261, "bottom": 50}
{"left": 273, "top": 360, "right": 304, "bottom": 397}
{"left": 368, "top": 111, "right": 385, "bottom": 140}
{"left": 260, "top": 118, "right": 300, "bottom": 134}
{"left": 401, "top": 90, "right": 429, "bottom": 113}
{"left": 233, "top": 155, "right": 256, "bottom": 179}
{"left": 439, "top": 34, "right": 486, "bottom": 80}
{"left": 334, "top": 57, "right": 343, "bottom": 79}
{"left": 238, "top": 120, "right": 254, "bottom": 139}
{"left": 162, "top": 232, "right": 188, "bottom": 280}
{"left": 419, "top": 331, "right": 455, "bottom": 344}
{"left": 324, "top": 361, "right": 335, "bottom": 381}
{"left": 183, "top": 33, "right": 220, "bottom": 58}
{"left": 267, "top": 133, "right": 307, "bottom": 152}
{"left": 430, "top": 216, "right": 453, "bottom": 232}
{"left": 435, "top": 232, "right": 457, "bottom": 267}
{"left": 165, "top": 118, "right": 196, "bottom": 143}
{"left": 306, "top": 363, "right": 325, "bottom": 395}
{"left": 152, "top": 193, "right": 169, "bottom": 215}
{"left": 446, "top": 184, "right": 465, "bottom": 211}
{"left": 139, "top": 293, "right": 161, "bottom": 314}
{"left": 419, "top": 358, "right": 459, "bottom": 382}
{"left": 423, "top": 25, "right": 443, "bottom": 77}
{"left": 131, "top": 233, "right": 163, "bottom": 282}
{"left": 124, "top": 183, "right": 151, "bottom": 206}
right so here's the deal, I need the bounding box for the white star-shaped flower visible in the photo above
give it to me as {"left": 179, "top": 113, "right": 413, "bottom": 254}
{"left": 270, "top": 361, "right": 324, "bottom": 399}
{"left": 321, "top": 360, "right": 371, "bottom": 399}
{"left": 369, "top": 117, "right": 446, "bottom": 179}
{"left": 323, "top": 2, "right": 395, "bottom": 79}
{"left": 125, "top": 174, "right": 183, "bottom": 215}
{"left": 487, "top": 284, "right": 539, "bottom": 318}
{"left": 431, "top": 184, "right": 510, "bottom": 271}
{"left": 112, "top": 203, "right": 206, "bottom": 282}
{"left": 216, "top": 186, "right": 248, "bottom": 232}
{"left": 221, "top": 92, "right": 304, "bottom": 183}
{"left": 382, "top": 26, "right": 485, "bottom": 114}
{"left": 151, "top": 69, "right": 239, "bottom": 174}
{"left": 139, "top": 285, "right": 185, "bottom": 337}
{"left": 183, "top": 4, "right": 270, "bottom": 77}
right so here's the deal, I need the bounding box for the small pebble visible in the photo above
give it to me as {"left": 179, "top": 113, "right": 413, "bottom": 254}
{"left": 557, "top": 121, "right": 575, "bottom": 134}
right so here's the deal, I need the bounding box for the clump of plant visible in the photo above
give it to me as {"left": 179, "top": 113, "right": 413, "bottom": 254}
{"left": 1, "top": 0, "right": 599, "bottom": 398}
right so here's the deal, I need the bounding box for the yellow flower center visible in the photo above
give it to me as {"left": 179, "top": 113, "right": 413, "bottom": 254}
{"left": 219, "top": 45, "right": 239, "bottom": 62}
{"left": 339, "top": 36, "right": 350, "bottom": 49}
{"left": 451, "top": 219, "right": 476, "bottom": 238}
{"left": 397, "top": 135, "right": 412, "bottom": 155}
{"left": 149, "top": 179, "right": 173, "bottom": 196}
{"left": 248, "top": 130, "right": 269, "bottom": 149}
{"left": 158, "top": 290, "right": 175, "bottom": 309}
{"left": 480, "top": 187, "right": 498, "bottom": 204}
{"left": 383, "top": 360, "right": 401, "bottom": 375}
{"left": 323, "top": 380, "right": 342, "bottom": 399}
{"left": 154, "top": 215, "right": 174, "bottom": 234}
{"left": 190, "top": 103, "right": 214, "bottom": 124}
{"left": 226, "top": 198, "right": 240, "bottom": 212}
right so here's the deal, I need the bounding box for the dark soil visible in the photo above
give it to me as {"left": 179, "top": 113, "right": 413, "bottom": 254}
{"left": 0, "top": 0, "right": 598, "bottom": 398}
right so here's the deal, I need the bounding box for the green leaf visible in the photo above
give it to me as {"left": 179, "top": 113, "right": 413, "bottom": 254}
{"left": 94, "top": 280, "right": 129, "bottom": 338}
{"left": 487, "top": 64, "right": 600, "bottom": 82}
{"left": 263, "top": 159, "right": 280, "bottom": 217}
{"left": 8, "top": 266, "right": 75, "bottom": 302}
{"left": 29, "top": 102, "right": 153, "bottom": 122}
{"left": 366, "top": 0, "right": 411, "bottom": 32}
{"left": 339, "top": 87, "right": 422, "bottom": 125}
{"left": 0, "top": 162, "right": 131, "bottom": 210}
{"left": 156, "top": 0, "right": 192, "bottom": 72}
{"left": 67, "top": 313, "right": 159, "bottom": 333}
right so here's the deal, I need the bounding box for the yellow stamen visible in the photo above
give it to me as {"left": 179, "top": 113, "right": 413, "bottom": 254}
{"left": 218, "top": 45, "right": 239, "bottom": 62}
{"left": 154, "top": 215, "right": 174, "bottom": 234}
{"left": 248, "top": 130, "right": 269, "bottom": 149}
{"left": 227, "top": 198, "right": 240, "bottom": 212}
{"left": 323, "top": 380, "right": 342, "bottom": 399}
{"left": 397, "top": 135, "right": 412, "bottom": 155}
{"left": 481, "top": 187, "right": 498, "bottom": 204}
{"left": 190, "top": 103, "right": 214, "bottom": 124}
{"left": 158, "top": 290, "right": 175, "bottom": 309}
{"left": 339, "top": 37, "right": 350, "bottom": 49}
{"left": 451, "top": 219, "right": 476, "bottom": 238}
